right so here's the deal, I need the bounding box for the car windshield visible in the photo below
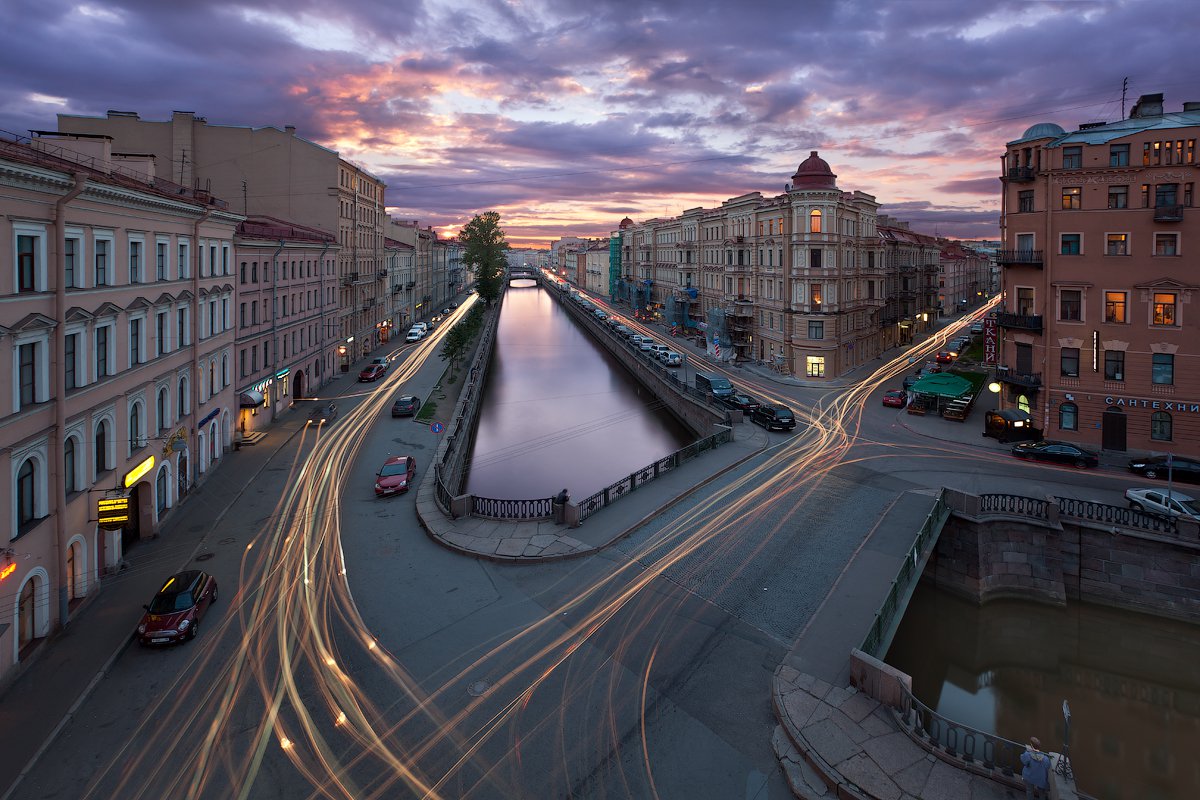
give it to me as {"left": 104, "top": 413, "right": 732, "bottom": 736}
{"left": 1175, "top": 499, "right": 1200, "bottom": 515}
{"left": 149, "top": 590, "right": 194, "bottom": 614}
{"left": 379, "top": 461, "right": 409, "bottom": 477}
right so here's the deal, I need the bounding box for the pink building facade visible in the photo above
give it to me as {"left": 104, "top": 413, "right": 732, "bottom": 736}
{"left": 0, "top": 131, "right": 238, "bottom": 684}
{"left": 998, "top": 92, "right": 1200, "bottom": 453}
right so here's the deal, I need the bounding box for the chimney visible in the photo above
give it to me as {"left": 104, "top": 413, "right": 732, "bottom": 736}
{"left": 1183, "top": 101, "right": 1200, "bottom": 112}
{"left": 1130, "top": 93, "right": 1164, "bottom": 119}
{"left": 285, "top": 125, "right": 296, "bottom": 135}
{"left": 106, "top": 110, "right": 140, "bottom": 119}
{"left": 31, "top": 131, "right": 113, "bottom": 173}
{"left": 111, "top": 152, "right": 156, "bottom": 184}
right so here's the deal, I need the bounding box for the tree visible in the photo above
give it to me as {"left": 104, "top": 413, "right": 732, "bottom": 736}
{"left": 459, "top": 211, "right": 507, "bottom": 304}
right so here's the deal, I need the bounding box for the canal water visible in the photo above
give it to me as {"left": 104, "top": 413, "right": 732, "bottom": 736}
{"left": 887, "top": 583, "right": 1200, "bottom": 800}
{"left": 464, "top": 283, "right": 692, "bottom": 500}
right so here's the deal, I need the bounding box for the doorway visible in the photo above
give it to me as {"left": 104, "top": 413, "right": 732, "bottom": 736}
{"left": 123, "top": 484, "right": 142, "bottom": 551}
{"left": 1102, "top": 406, "right": 1127, "bottom": 451}
{"left": 294, "top": 370, "right": 306, "bottom": 400}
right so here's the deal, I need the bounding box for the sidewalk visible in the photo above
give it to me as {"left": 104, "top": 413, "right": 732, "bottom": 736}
{"left": 0, "top": 352, "right": 383, "bottom": 800}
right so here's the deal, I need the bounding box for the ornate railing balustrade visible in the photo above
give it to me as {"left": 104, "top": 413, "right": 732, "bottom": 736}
{"left": 897, "top": 681, "right": 1026, "bottom": 778}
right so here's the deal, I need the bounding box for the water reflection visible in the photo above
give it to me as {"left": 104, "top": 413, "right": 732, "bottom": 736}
{"left": 464, "top": 284, "right": 691, "bottom": 500}
{"left": 887, "top": 584, "right": 1200, "bottom": 800}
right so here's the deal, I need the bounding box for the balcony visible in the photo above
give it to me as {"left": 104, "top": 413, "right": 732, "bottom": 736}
{"left": 378, "top": 269, "right": 388, "bottom": 278}
{"left": 341, "top": 273, "right": 357, "bottom": 286}
{"left": 1154, "top": 204, "right": 1184, "bottom": 222}
{"left": 996, "top": 312, "right": 1043, "bottom": 332}
{"left": 1005, "top": 167, "right": 1036, "bottom": 182}
{"left": 996, "top": 366, "right": 1042, "bottom": 389}
{"left": 724, "top": 263, "right": 750, "bottom": 273}
{"left": 997, "top": 250, "right": 1043, "bottom": 268}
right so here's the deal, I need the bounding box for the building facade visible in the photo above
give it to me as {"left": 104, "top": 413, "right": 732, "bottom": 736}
{"left": 233, "top": 216, "right": 339, "bottom": 432}
{"left": 998, "top": 92, "right": 1200, "bottom": 452}
{"left": 0, "top": 131, "right": 239, "bottom": 682}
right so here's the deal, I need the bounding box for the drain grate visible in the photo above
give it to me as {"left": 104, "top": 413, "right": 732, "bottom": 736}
{"left": 467, "top": 680, "right": 491, "bottom": 697}
{"left": 195, "top": 553, "right": 214, "bottom": 562}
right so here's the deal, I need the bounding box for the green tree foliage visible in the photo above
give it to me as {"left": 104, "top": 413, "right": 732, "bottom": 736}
{"left": 439, "top": 304, "right": 486, "bottom": 378}
{"left": 460, "top": 211, "right": 507, "bottom": 304}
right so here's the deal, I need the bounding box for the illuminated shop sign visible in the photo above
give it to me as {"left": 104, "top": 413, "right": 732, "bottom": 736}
{"left": 1104, "top": 396, "right": 1200, "bottom": 413}
{"left": 124, "top": 455, "right": 155, "bottom": 488}
{"left": 97, "top": 497, "right": 131, "bottom": 530}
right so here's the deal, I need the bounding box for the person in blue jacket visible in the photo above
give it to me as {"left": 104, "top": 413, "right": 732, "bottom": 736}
{"left": 1020, "top": 736, "right": 1050, "bottom": 799}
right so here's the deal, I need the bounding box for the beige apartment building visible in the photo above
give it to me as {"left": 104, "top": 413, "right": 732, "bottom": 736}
{"left": 56, "top": 110, "right": 387, "bottom": 362}
{"left": 0, "top": 131, "right": 239, "bottom": 681}
{"left": 998, "top": 92, "right": 1200, "bottom": 452}
{"left": 619, "top": 153, "right": 886, "bottom": 378}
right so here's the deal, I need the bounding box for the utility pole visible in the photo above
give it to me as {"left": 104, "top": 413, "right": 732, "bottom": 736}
{"left": 1121, "top": 77, "right": 1129, "bottom": 119}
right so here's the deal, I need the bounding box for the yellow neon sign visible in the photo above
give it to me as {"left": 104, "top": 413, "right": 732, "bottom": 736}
{"left": 0, "top": 562, "right": 15, "bottom": 581}
{"left": 124, "top": 455, "right": 156, "bottom": 488}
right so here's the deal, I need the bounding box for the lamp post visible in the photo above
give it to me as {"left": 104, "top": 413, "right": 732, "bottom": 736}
{"left": 1056, "top": 700, "right": 1074, "bottom": 780}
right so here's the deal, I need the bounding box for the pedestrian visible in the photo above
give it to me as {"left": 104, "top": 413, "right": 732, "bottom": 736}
{"left": 1020, "top": 736, "right": 1050, "bottom": 799}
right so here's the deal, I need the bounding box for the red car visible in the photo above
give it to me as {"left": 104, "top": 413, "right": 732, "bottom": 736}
{"left": 375, "top": 455, "right": 416, "bottom": 496}
{"left": 137, "top": 570, "right": 218, "bottom": 645}
{"left": 882, "top": 389, "right": 907, "bottom": 408}
{"left": 359, "top": 363, "right": 387, "bottom": 382}
{"left": 934, "top": 351, "right": 954, "bottom": 364}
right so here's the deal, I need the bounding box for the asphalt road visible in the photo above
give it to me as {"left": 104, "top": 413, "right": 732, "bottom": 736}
{"left": 11, "top": 304, "right": 1145, "bottom": 800}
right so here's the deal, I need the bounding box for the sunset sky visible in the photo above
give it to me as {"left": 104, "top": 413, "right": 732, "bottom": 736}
{"left": 2, "top": 0, "right": 1198, "bottom": 247}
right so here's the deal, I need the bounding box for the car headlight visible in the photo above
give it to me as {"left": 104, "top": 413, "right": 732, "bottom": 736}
{"left": 138, "top": 623, "right": 146, "bottom": 634}
{"left": 374, "top": 483, "right": 382, "bottom": 490}
{"left": 179, "top": 618, "right": 190, "bottom": 629}
{"left": 1130, "top": 462, "right": 1146, "bottom": 468}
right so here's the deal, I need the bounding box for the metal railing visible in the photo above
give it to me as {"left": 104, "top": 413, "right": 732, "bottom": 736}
{"left": 470, "top": 496, "right": 554, "bottom": 520}
{"left": 897, "top": 681, "right": 1026, "bottom": 777}
{"left": 577, "top": 428, "right": 731, "bottom": 523}
{"left": 859, "top": 491, "right": 949, "bottom": 657}
{"left": 1056, "top": 496, "right": 1179, "bottom": 535}
{"left": 980, "top": 493, "right": 1049, "bottom": 519}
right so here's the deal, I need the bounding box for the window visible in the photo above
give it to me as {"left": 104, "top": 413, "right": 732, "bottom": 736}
{"left": 1059, "top": 289, "right": 1082, "bottom": 321}
{"left": 1109, "top": 144, "right": 1129, "bottom": 166}
{"left": 1059, "top": 403, "right": 1078, "bottom": 431}
{"left": 1060, "top": 234, "right": 1081, "bottom": 255}
{"left": 808, "top": 320, "right": 824, "bottom": 339}
{"left": 178, "top": 375, "right": 189, "bottom": 416}
{"left": 1104, "top": 350, "right": 1125, "bottom": 381}
{"left": 1108, "top": 185, "right": 1128, "bottom": 209}
{"left": 1141, "top": 184, "right": 1150, "bottom": 207}
{"left": 1106, "top": 234, "right": 1128, "bottom": 255}
{"left": 810, "top": 283, "right": 822, "bottom": 307}
{"left": 17, "top": 459, "right": 36, "bottom": 528}
{"left": 1153, "top": 353, "right": 1174, "bottom": 385}
{"left": 95, "top": 239, "right": 110, "bottom": 285}
{"left": 1151, "top": 411, "right": 1173, "bottom": 442}
{"left": 19, "top": 342, "right": 36, "bottom": 407}
{"left": 1153, "top": 293, "right": 1177, "bottom": 326}
{"left": 129, "top": 240, "right": 142, "bottom": 284}
{"left": 1104, "top": 291, "right": 1126, "bottom": 323}
{"left": 157, "top": 387, "right": 169, "bottom": 431}
{"left": 18, "top": 234, "right": 37, "bottom": 292}
{"left": 1155, "top": 233, "right": 1178, "bottom": 256}
{"left": 129, "top": 402, "right": 143, "bottom": 450}
{"left": 65, "top": 333, "right": 78, "bottom": 389}
{"left": 1062, "top": 146, "right": 1082, "bottom": 169}
{"left": 156, "top": 312, "right": 167, "bottom": 357}
{"left": 810, "top": 209, "right": 822, "bottom": 233}
{"left": 157, "top": 241, "right": 168, "bottom": 280}
{"left": 64, "top": 237, "right": 78, "bottom": 288}
{"left": 64, "top": 437, "right": 77, "bottom": 494}
{"left": 95, "top": 419, "right": 110, "bottom": 474}
{"left": 130, "top": 318, "right": 143, "bottom": 366}
{"left": 1018, "top": 191, "right": 1034, "bottom": 212}
{"left": 809, "top": 249, "right": 822, "bottom": 269}
{"left": 805, "top": 355, "right": 825, "bottom": 378}
{"left": 1061, "top": 187, "right": 1081, "bottom": 209}
{"left": 1156, "top": 184, "right": 1178, "bottom": 207}
{"left": 1060, "top": 347, "right": 1080, "bottom": 377}
{"left": 96, "top": 326, "right": 109, "bottom": 377}
{"left": 178, "top": 242, "right": 189, "bottom": 279}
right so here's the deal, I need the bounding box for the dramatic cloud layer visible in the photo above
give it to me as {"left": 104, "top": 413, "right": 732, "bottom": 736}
{"left": 2, "top": 0, "right": 1198, "bottom": 245}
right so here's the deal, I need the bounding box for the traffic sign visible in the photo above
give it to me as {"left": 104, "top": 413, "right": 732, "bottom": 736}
{"left": 430, "top": 422, "right": 444, "bottom": 434}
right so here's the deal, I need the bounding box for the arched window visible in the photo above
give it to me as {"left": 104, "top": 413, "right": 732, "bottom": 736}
{"left": 221, "top": 354, "right": 229, "bottom": 387}
{"left": 95, "top": 419, "right": 109, "bottom": 474}
{"left": 156, "top": 467, "right": 168, "bottom": 515}
{"left": 1059, "top": 402, "right": 1078, "bottom": 431}
{"left": 1017, "top": 394, "right": 1031, "bottom": 414}
{"left": 157, "top": 387, "right": 169, "bottom": 432}
{"left": 810, "top": 209, "right": 822, "bottom": 233}
{"left": 1151, "top": 411, "right": 1173, "bottom": 441}
{"left": 64, "top": 437, "right": 77, "bottom": 494}
{"left": 19, "top": 579, "right": 37, "bottom": 648}
{"left": 129, "top": 402, "right": 142, "bottom": 450}
{"left": 209, "top": 359, "right": 216, "bottom": 393}
{"left": 17, "top": 459, "right": 36, "bottom": 527}
{"left": 178, "top": 375, "right": 189, "bottom": 416}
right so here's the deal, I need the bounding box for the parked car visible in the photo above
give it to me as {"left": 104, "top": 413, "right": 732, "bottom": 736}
{"left": 370, "top": 357, "right": 389, "bottom": 367}
{"left": 374, "top": 455, "right": 417, "bottom": 497}
{"left": 660, "top": 351, "right": 683, "bottom": 367}
{"left": 1010, "top": 440, "right": 1099, "bottom": 468}
{"left": 695, "top": 371, "right": 734, "bottom": 398}
{"left": 637, "top": 338, "right": 654, "bottom": 352}
{"left": 721, "top": 393, "right": 761, "bottom": 413}
{"left": 934, "top": 351, "right": 954, "bottom": 364}
{"left": 751, "top": 403, "right": 797, "bottom": 431}
{"left": 405, "top": 327, "right": 424, "bottom": 342}
{"left": 882, "top": 389, "right": 907, "bottom": 408}
{"left": 593, "top": 309, "right": 608, "bottom": 321}
{"left": 614, "top": 324, "right": 632, "bottom": 337}
{"left": 969, "top": 321, "right": 984, "bottom": 334}
{"left": 449, "top": 301, "right": 459, "bottom": 309}
{"left": 628, "top": 334, "right": 647, "bottom": 347}
{"left": 308, "top": 401, "right": 338, "bottom": 425}
{"left": 391, "top": 395, "right": 420, "bottom": 417}
{"left": 441, "top": 307, "right": 452, "bottom": 315}
{"left": 1127, "top": 455, "right": 1200, "bottom": 483}
{"left": 358, "top": 363, "right": 387, "bottom": 382}
{"left": 648, "top": 343, "right": 670, "bottom": 358}
{"left": 136, "top": 570, "right": 218, "bottom": 645}
{"left": 1125, "top": 487, "right": 1200, "bottom": 520}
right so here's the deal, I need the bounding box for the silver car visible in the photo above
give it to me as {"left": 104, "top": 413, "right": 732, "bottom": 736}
{"left": 1125, "top": 488, "right": 1200, "bottom": 520}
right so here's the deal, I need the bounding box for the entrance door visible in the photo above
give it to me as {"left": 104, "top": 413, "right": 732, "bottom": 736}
{"left": 1102, "top": 406, "right": 1127, "bottom": 451}
{"left": 294, "top": 371, "right": 306, "bottom": 400}
{"left": 123, "top": 485, "right": 141, "bottom": 551}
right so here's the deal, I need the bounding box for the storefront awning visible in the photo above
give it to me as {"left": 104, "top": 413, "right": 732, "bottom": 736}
{"left": 239, "top": 390, "right": 265, "bottom": 408}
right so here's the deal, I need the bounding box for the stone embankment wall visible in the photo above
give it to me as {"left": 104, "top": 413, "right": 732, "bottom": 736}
{"left": 929, "top": 489, "right": 1200, "bottom": 624}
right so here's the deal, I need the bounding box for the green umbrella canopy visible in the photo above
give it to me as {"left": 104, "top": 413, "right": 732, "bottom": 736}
{"left": 909, "top": 373, "right": 974, "bottom": 397}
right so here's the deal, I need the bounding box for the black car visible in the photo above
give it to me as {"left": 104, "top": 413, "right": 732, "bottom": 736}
{"left": 308, "top": 401, "right": 338, "bottom": 425}
{"left": 751, "top": 404, "right": 797, "bottom": 431}
{"left": 1127, "top": 455, "right": 1200, "bottom": 483}
{"left": 391, "top": 395, "right": 420, "bottom": 417}
{"left": 721, "top": 393, "right": 761, "bottom": 413}
{"left": 1010, "top": 440, "right": 1098, "bottom": 469}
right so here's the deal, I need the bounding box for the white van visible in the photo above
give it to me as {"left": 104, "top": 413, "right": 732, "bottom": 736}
{"left": 648, "top": 342, "right": 670, "bottom": 357}
{"left": 413, "top": 322, "right": 429, "bottom": 335}
{"left": 405, "top": 326, "right": 424, "bottom": 342}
